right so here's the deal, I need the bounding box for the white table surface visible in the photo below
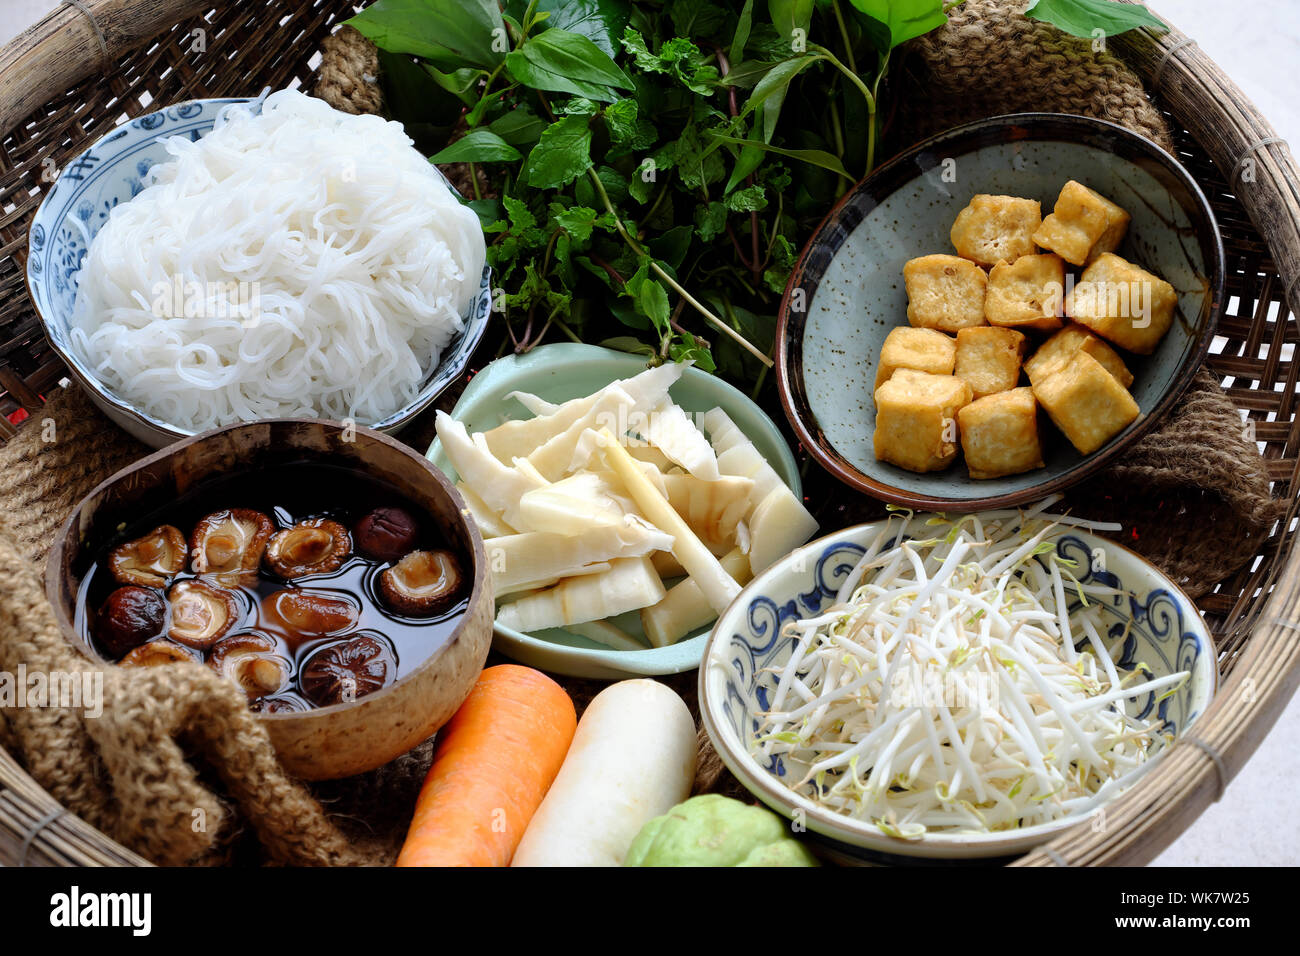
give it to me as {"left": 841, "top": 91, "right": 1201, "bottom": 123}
{"left": 0, "top": 0, "right": 1296, "bottom": 866}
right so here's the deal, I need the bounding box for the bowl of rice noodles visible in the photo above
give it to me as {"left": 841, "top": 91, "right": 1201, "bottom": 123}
{"left": 26, "top": 90, "right": 492, "bottom": 447}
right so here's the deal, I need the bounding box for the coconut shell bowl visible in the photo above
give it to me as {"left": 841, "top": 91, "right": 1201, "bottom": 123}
{"left": 45, "top": 419, "right": 493, "bottom": 780}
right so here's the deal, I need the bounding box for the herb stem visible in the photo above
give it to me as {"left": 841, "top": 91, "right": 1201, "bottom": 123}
{"left": 831, "top": 0, "right": 857, "bottom": 74}
{"left": 585, "top": 167, "right": 772, "bottom": 367}
{"left": 552, "top": 316, "right": 583, "bottom": 345}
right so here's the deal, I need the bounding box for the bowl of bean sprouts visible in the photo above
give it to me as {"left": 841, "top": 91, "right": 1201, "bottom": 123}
{"left": 699, "top": 497, "right": 1216, "bottom": 861}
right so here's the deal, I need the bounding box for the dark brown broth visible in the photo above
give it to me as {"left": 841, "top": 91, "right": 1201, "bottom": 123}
{"left": 75, "top": 461, "right": 467, "bottom": 709}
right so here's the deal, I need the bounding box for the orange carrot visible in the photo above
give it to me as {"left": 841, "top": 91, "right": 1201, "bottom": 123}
{"left": 395, "top": 664, "right": 576, "bottom": 867}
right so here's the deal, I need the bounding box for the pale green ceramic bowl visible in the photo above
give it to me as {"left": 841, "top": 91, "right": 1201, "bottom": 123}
{"left": 427, "top": 343, "right": 802, "bottom": 680}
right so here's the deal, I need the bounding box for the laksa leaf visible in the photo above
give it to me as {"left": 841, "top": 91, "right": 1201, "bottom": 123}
{"left": 1024, "top": 0, "right": 1167, "bottom": 37}
{"left": 347, "top": 0, "right": 507, "bottom": 70}
{"left": 525, "top": 115, "right": 594, "bottom": 188}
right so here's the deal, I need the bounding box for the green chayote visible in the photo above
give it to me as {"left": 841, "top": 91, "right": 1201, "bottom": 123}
{"left": 623, "top": 794, "right": 818, "bottom": 867}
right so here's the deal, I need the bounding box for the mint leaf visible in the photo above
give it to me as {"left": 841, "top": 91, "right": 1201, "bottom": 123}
{"left": 524, "top": 115, "right": 594, "bottom": 188}
{"left": 552, "top": 205, "right": 600, "bottom": 242}
{"left": 695, "top": 201, "right": 729, "bottom": 241}
{"left": 348, "top": 0, "right": 506, "bottom": 70}
{"left": 726, "top": 184, "right": 768, "bottom": 212}
{"left": 620, "top": 29, "right": 720, "bottom": 95}
{"left": 429, "top": 129, "right": 522, "bottom": 163}
{"left": 1025, "top": 0, "right": 1166, "bottom": 37}
{"left": 604, "top": 98, "right": 658, "bottom": 152}
{"left": 847, "top": 0, "right": 948, "bottom": 49}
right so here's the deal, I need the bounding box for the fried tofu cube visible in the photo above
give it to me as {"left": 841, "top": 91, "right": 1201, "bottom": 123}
{"left": 903, "top": 254, "right": 988, "bottom": 333}
{"left": 875, "top": 327, "right": 957, "bottom": 390}
{"left": 1032, "top": 180, "right": 1131, "bottom": 266}
{"left": 957, "top": 388, "right": 1045, "bottom": 479}
{"left": 985, "top": 253, "right": 1066, "bottom": 332}
{"left": 1065, "top": 253, "right": 1177, "bottom": 354}
{"left": 1032, "top": 351, "right": 1140, "bottom": 455}
{"left": 873, "top": 371, "right": 973, "bottom": 473}
{"left": 949, "top": 195, "right": 1041, "bottom": 266}
{"left": 1024, "top": 323, "right": 1135, "bottom": 388}
{"left": 954, "top": 326, "right": 1027, "bottom": 398}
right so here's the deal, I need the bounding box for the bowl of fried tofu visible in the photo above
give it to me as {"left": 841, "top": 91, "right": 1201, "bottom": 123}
{"left": 776, "top": 113, "right": 1224, "bottom": 511}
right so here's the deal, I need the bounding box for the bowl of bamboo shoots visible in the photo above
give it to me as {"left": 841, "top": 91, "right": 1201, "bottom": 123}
{"left": 427, "top": 343, "right": 818, "bottom": 679}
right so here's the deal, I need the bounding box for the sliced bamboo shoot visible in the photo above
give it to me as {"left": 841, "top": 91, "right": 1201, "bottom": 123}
{"left": 487, "top": 518, "right": 674, "bottom": 594}
{"left": 526, "top": 386, "right": 637, "bottom": 480}
{"left": 641, "top": 548, "right": 752, "bottom": 647}
{"left": 569, "top": 620, "right": 648, "bottom": 652}
{"left": 651, "top": 549, "right": 686, "bottom": 579}
{"left": 455, "top": 482, "right": 516, "bottom": 538}
{"left": 518, "top": 473, "right": 627, "bottom": 533}
{"left": 662, "top": 473, "right": 754, "bottom": 554}
{"left": 504, "top": 390, "right": 560, "bottom": 416}
{"left": 643, "top": 401, "right": 720, "bottom": 480}
{"left": 748, "top": 485, "right": 820, "bottom": 573}
{"left": 496, "top": 557, "right": 666, "bottom": 632}
{"left": 597, "top": 429, "right": 741, "bottom": 615}
{"left": 436, "top": 411, "right": 545, "bottom": 529}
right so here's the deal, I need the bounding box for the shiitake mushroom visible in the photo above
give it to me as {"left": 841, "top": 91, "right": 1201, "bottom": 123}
{"left": 261, "top": 589, "right": 360, "bottom": 644}
{"left": 250, "top": 695, "right": 307, "bottom": 714}
{"left": 166, "top": 580, "right": 239, "bottom": 650}
{"left": 119, "top": 640, "right": 201, "bottom": 668}
{"left": 378, "top": 550, "right": 464, "bottom": 617}
{"left": 208, "top": 632, "right": 290, "bottom": 700}
{"left": 263, "top": 519, "right": 351, "bottom": 579}
{"left": 299, "top": 632, "right": 397, "bottom": 707}
{"left": 108, "top": 525, "right": 187, "bottom": 587}
{"left": 94, "top": 586, "right": 167, "bottom": 659}
{"left": 353, "top": 507, "right": 419, "bottom": 562}
{"left": 190, "top": 509, "right": 274, "bottom": 587}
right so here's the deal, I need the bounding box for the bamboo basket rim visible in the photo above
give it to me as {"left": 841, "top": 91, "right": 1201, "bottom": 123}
{"left": 0, "top": 0, "right": 1298, "bottom": 867}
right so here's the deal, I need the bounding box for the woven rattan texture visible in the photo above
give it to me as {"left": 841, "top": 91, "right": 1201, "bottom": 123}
{"left": 0, "top": 0, "right": 1296, "bottom": 867}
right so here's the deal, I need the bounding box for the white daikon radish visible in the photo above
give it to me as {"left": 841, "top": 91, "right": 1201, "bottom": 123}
{"left": 597, "top": 429, "right": 741, "bottom": 615}
{"left": 510, "top": 680, "right": 697, "bottom": 866}
{"left": 436, "top": 411, "right": 544, "bottom": 528}
{"left": 517, "top": 472, "right": 627, "bottom": 533}
{"left": 642, "top": 401, "right": 720, "bottom": 480}
{"left": 641, "top": 548, "right": 752, "bottom": 647}
{"left": 748, "top": 485, "right": 820, "bottom": 573}
{"left": 483, "top": 363, "right": 682, "bottom": 463}
{"left": 455, "top": 482, "right": 516, "bottom": 538}
{"left": 568, "top": 620, "right": 648, "bottom": 652}
{"left": 487, "top": 519, "right": 674, "bottom": 594}
{"left": 495, "top": 556, "right": 666, "bottom": 632}
{"left": 662, "top": 473, "right": 754, "bottom": 554}
{"left": 526, "top": 386, "right": 637, "bottom": 480}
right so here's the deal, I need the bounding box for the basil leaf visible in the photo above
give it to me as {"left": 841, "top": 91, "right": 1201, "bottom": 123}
{"left": 626, "top": 260, "right": 672, "bottom": 335}
{"left": 525, "top": 115, "right": 594, "bottom": 188}
{"left": 429, "top": 129, "right": 522, "bottom": 164}
{"left": 507, "top": 29, "right": 634, "bottom": 101}
{"left": 502, "top": 0, "right": 632, "bottom": 57}
{"left": 1024, "top": 0, "right": 1166, "bottom": 37}
{"left": 348, "top": 0, "right": 506, "bottom": 70}
{"left": 846, "top": 0, "right": 948, "bottom": 49}
{"left": 487, "top": 109, "right": 549, "bottom": 146}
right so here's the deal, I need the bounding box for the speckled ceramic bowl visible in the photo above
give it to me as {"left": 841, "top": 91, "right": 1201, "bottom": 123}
{"left": 700, "top": 516, "right": 1217, "bottom": 863}
{"left": 777, "top": 113, "right": 1224, "bottom": 512}
{"left": 426, "top": 343, "right": 802, "bottom": 680}
{"left": 25, "top": 96, "right": 492, "bottom": 449}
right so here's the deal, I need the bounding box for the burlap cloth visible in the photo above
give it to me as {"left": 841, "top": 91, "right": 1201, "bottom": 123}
{"left": 0, "top": 0, "right": 1278, "bottom": 866}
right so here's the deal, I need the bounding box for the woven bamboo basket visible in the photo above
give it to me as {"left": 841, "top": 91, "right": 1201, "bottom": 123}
{"left": 1, "top": 0, "right": 1298, "bottom": 867}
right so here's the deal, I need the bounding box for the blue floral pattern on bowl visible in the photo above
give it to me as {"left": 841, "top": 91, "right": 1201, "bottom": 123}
{"left": 26, "top": 97, "right": 492, "bottom": 447}
{"left": 701, "top": 519, "right": 1217, "bottom": 862}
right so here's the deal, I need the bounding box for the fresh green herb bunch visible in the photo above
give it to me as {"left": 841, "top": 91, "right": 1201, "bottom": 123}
{"left": 348, "top": 0, "right": 1164, "bottom": 388}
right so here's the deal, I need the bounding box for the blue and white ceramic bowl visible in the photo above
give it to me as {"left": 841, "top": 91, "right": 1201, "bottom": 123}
{"left": 700, "top": 518, "right": 1217, "bottom": 863}
{"left": 26, "top": 96, "right": 492, "bottom": 448}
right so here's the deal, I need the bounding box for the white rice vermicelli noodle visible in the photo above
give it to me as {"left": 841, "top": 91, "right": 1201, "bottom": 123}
{"left": 68, "top": 89, "right": 487, "bottom": 431}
